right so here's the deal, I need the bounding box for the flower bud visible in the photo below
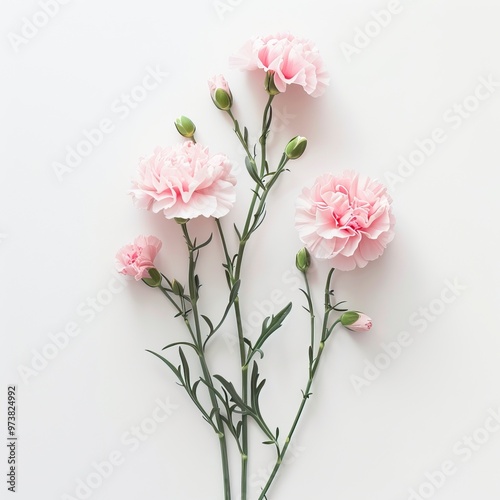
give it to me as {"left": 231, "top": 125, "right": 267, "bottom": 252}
{"left": 208, "top": 75, "right": 233, "bottom": 111}
{"left": 285, "top": 136, "right": 308, "bottom": 160}
{"left": 174, "top": 217, "right": 189, "bottom": 225}
{"left": 265, "top": 71, "right": 280, "bottom": 96}
{"left": 340, "top": 311, "right": 373, "bottom": 332}
{"left": 295, "top": 248, "right": 311, "bottom": 273}
{"left": 171, "top": 279, "right": 184, "bottom": 296}
{"left": 174, "top": 116, "right": 196, "bottom": 138}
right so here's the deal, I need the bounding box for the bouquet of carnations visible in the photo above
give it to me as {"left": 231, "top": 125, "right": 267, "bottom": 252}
{"left": 116, "top": 33, "right": 395, "bottom": 500}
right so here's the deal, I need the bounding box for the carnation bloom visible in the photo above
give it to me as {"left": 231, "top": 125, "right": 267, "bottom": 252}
{"left": 295, "top": 171, "right": 395, "bottom": 271}
{"left": 116, "top": 235, "right": 162, "bottom": 280}
{"left": 130, "top": 142, "right": 236, "bottom": 220}
{"left": 230, "top": 33, "right": 329, "bottom": 97}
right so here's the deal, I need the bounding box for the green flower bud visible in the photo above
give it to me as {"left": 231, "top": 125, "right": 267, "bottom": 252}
{"left": 174, "top": 116, "right": 196, "bottom": 138}
{"left": 213, "top": 88, "right": 232, "bottom": 110}
{"left": 174, "top": 217, "right": 189, "bottom": 225}
{"left": 171, "top": 279, "right": 184, "bottom": 296}
{"left": 295, "top": 248, "right": 311, "bottom": 273}
{"left": 265, "top": 71, "right": 280, "bottom": 96}
{"left": 209, "top": 75, "right": 233, "bottom": 111}
{"left": 340, "top": 311, "right": 373, "bottom": 332}
{"left": 285, "top": 136, "right": 308, "bottom": 160}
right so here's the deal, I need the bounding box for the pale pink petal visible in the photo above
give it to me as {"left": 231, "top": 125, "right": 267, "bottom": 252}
{"left": 115, "top": 235, "right": 162, "bottom": 280}
{"left": 230, "top": 32, "right": 329, "bottom": 97}
{"left": 295, "top": 172, "right": 395, "bottom": 271}
{"left": 130, "top": 142, "right": 236, "bottom": 220}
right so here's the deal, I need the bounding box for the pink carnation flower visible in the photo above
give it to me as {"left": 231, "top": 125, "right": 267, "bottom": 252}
{"left": 230, "top": 33, "right": 329, "bottom": 97}
{"left": 295, "top": 172, "right": 395, "bottom": 271}
{"left": 130, "top": 142, "right": 236, "bottom": 220}
{"left": 116, "top": 235, "right": 162, "bottom": 280}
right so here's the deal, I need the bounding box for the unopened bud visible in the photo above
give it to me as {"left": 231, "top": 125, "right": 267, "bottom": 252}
{"left": 208, "top": 75, "right": 233, "bottom": 111}
{"left": 340, "top": 311, "right": 373, "bottom": 332}
{"left": 295, "top": 248, "right": 311, "bottom": 273}
{"left": 285, "top": 136, "right": 307, "bottom": 160}
{"left": 174, "top": 116, "right": 196, "bottom": 138}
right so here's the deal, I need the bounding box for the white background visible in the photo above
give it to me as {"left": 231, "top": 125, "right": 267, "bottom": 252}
{"left": 2, "top": 0, "right": 500, "bottom": 499}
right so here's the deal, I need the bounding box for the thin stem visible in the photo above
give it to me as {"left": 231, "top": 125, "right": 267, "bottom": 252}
{"left": 219, "top": 94, "right": 280, "bottom": 500}
{"left": 227, "top": 109, "right": 255, "bottom": 162}
{"left": 257, "top": 271, "right": 339, "bottom": 500}
{"left": 259, "top": 95, "right": 274, "bottom": 175}
{"left": 302, "top": 272, "right": 315, "bottom": 378}
{"left": 215, "top": 218, "right": 233, "bottom": 281}
{"left": 158, "top": 286, "right": 197, "bottom": 345}
{"left": 180, "top": 223, "right": 232, "bottom": 500}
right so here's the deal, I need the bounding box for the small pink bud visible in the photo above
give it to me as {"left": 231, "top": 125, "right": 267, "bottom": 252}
{"left": 208, "top": 75, "right": 233, "bottom": 111}
{"left": 340, "top": 311, "right": 373, "bottom": 332}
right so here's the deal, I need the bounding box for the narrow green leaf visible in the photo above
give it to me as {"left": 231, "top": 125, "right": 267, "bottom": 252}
{"left": 178, "top": 347, "right": 191, "bottom": 387}
{"left": 214, "top": 375, "right": 247, "bottom": 411}
{"left": 233, "top": 224, "right": 242, "bottom": 241}
{"left": 145, "top": 350, "right": 183, "bottom": 384}
{"left": 201, "top": 315, "right": 215, "bottom": 334}
{"left": 192, "top": 233, "right": 213, "bottom": 252}
{"left": 229, "top": 279, "right": 241, "bottom": 304}
{"left": 192, "top": 379, "right": 201, "bottom": 398}
{"left": 162, "top": 341, "right": 199, "bottom": 354}
{"left": 245, "top": 157, "right": 265, "bottom": 189}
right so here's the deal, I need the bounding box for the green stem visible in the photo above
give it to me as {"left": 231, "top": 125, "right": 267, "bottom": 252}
{"left": 219, "top": 94, "right": 280, "bottom": 500}
{"left": 180, "top": 223, "right": 231, "bottom": 500}
{"left": 227, "top": 109, "right": 255, "bottom": 163}
{"left": 259, "top": 95, "right": 274, "bottom": 175}
{"left": 215, "top": 218, "right": 249, "bottom": 498}
{"left": 257, "top": 271, "right": 339, "bottom": 500}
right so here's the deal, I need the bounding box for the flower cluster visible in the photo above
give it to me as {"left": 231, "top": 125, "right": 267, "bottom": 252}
{"left": 114, "top": 32, "right": 394, "bottom": 500}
